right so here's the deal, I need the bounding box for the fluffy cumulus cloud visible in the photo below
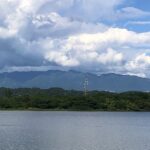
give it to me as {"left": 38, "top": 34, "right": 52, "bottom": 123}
{"left": 0, "top": 0, "right": 150, "bottom": 77}
{"left": 126, "top": 53, "right": 150, "bottom": 77}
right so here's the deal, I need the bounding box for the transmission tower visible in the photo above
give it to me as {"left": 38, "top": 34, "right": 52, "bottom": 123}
{"left": 84, "top": 77, "right": 88, "bottom": 96}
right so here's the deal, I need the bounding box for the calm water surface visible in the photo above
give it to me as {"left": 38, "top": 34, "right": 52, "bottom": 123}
{"left": 0, "top": 111, "right": 150, "bottom": 150}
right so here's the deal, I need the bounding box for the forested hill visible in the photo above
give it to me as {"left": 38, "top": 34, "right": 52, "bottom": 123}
{"left": 0, "top": 70, "right": 150, "bottom": 92}
{"left": 1, "top": 88, "right": 150, "bottom": 111}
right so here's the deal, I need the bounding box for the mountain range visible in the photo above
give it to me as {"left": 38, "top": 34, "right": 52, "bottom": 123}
{"left": 0, "top": 70, "right": 150, "bottom": 92}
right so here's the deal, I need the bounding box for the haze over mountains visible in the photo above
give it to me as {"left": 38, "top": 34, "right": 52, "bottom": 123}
{"left": 0, "top": 70, "right": 150, "bottom": 92}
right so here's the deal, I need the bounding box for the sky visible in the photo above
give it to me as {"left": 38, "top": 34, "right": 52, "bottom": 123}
{"left": 0, "top": 0, "right": 150, "bottom": 77}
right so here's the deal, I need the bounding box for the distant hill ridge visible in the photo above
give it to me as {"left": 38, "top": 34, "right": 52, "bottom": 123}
{"left": 0, "top": 70, "right": 150, "bottom": 92}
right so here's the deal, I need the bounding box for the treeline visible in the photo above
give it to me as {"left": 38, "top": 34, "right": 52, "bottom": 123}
{"left": 0, "top": 88, "right": 150, "bottom": 111}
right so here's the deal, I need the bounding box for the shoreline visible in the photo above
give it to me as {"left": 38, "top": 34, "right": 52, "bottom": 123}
{"left": 0, "top": 108, "right": 149, "bottom": 112}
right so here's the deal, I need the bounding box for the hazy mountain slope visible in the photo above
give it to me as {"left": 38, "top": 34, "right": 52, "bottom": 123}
{"left": 0, "top": 70, "right": 150, "bottom": 92}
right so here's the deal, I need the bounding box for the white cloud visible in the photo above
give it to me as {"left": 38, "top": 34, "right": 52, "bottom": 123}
{"left": 39, "top": 28, "right": 150, "bottom": 77}
{"left": 97, "top": 48, "right": 123, "bottom": 64}
{"left": 45, "top": 51, "right": 79, "bottom": 67}
{"left": 0, "top": 27, "right": 17, "bottom": 38}
{"left": 31, "top": 12, "right": 107, "bottom": 39}
{"left": 125, "top": 21, "right": 150, "bottom": 27}
{"left": 126, "top": 53, "right": 150, "bottom": 76}
{"left": 67, "top": 28, "right": 150, "bottom": 49}
{"left": 116, "top": 7, "right": 150, "bottom": 20}
{"left": 133, "top": 54, "right": 150, "bottom": 66}
{"left": 0, "top": 0, "right": 150, "bottom": 78}
{"left": 32, "top": 0, "right": 124, "bottom": 21}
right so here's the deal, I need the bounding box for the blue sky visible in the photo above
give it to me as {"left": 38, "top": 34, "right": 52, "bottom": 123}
{"left": 0, "top": 0, "right": 150, "bottom": 77}
{"left": 132, "top": 0, "right": 150, "bottom": 11}
{"left": 115, "top": 0, "right": 150, "bottom": 32}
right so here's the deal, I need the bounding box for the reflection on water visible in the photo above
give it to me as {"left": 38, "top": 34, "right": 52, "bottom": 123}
{"left": 0, "top": 111, "right": 150, "bottom": 150}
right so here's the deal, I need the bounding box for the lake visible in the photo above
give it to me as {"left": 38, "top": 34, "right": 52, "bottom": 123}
{"left": 0, "top": 111, "right": 150, "bottom": 150}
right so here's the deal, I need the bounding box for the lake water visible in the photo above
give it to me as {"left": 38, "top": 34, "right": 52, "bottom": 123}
{"left": 0, "top": 111, "right": 150, "bottom": 150}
